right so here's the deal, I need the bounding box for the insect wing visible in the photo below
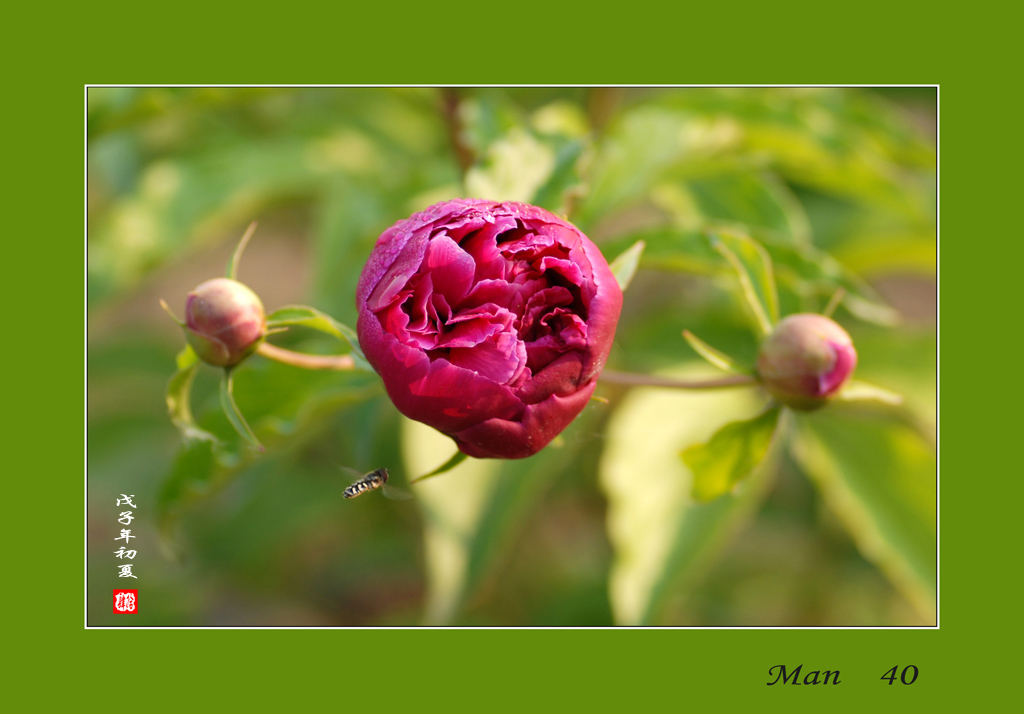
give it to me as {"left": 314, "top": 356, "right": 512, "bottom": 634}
{"left": 382, "top": 484, "right": 414, "bottom": 501}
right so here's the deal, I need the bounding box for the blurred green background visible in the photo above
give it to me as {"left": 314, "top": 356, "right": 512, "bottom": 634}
{"left": 87, "top": 87, "right": 936, "bottom": 626}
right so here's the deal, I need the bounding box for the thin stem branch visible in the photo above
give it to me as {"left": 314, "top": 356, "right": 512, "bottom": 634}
{"left": 226, "top": 221, "right": 258, "bottom": 280}
{"left": 598, "top": 370, "right": 758, "bottom": 390}
{"left": 257, "top": 342, "right": 355, "bottom": 370}
{"left": 823, "top": 287, "right": 846, "bottom": 318}
{"left": 441, "top": 88, "right": 474, "bottom": 175}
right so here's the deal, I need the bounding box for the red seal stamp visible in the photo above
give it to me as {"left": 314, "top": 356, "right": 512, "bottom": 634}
{"left": 113, "top": 589, "right": 138, "bottom": 614}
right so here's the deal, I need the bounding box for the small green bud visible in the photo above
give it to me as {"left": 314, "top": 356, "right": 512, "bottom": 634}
{"left": 184, "top": 278, "right": 265, "bottom": 367}
{"left": 756, "top": 313, "right": 857, "bottom": 411}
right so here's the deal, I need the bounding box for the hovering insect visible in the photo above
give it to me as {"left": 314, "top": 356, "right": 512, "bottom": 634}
{"left": 342, "top": 467, "right": 412, "bottom": 500}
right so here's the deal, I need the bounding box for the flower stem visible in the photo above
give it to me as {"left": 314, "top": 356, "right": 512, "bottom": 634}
{"left": 598, "top": 370, "right": 758, "bottom": 390}
{"left": 257, "top": 342, "right": 355, "bottom": 370}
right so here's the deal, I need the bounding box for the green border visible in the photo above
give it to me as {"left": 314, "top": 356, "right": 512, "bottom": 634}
{"left": 14, "top": 3, "right": 1000, "bottom": 707}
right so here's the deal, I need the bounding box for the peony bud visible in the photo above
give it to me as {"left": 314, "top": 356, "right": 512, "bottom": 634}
{"left": 184, "top": 278, "right": 266, "bottom": 367}
{"left": 357, "top": 199, "right": 623, "bottom": 459}
{"left": 756, "top": 313, "right": 857, "bottom": 410}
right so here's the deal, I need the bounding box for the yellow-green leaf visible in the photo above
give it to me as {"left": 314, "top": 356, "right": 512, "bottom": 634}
{"left": 609, "top": 240, "right": 646, "bottom": 291}
{"left": 790, "top": 409, "right": 936, "bottom": 621}
{"left": 599, "top": 367, "right": 778, "bottom": 625}
{"left": 682, "top": 406, "right": 782, "bottom": 502}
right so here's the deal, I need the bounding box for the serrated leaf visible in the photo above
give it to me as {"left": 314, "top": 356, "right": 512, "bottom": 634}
{"left": 609, "top": 240, "right": 645, "bottom": 291}
{"left": 710, "top": 230, "right": 779, "bottom": 335}
{"left": 682, "top": 406, "right": 781, "bottom": 502}
{"left": 265, "top": 305, "right": 370, "bottom": 370}
{"left": 790, "top": 409, "right": 936, "bottom": 620}
{"left": 682, "top": 330, "right": 749, "bottom": 374}
{"left": 599, "top": 367, "right": 778, "bottom": 625}
{"left": 220, "top": 369, "right": 263, "bottom": 452}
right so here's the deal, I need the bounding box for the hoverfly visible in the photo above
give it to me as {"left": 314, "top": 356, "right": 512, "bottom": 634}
{"left": 341, "top": 467, "right": 413, "bottom": 501}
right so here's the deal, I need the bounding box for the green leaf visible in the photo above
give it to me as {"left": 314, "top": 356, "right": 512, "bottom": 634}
{"left": 648, "top": 88, "right": 934, "bottom": 218}
{"left": 456, "top": 92, "right": 522, "bottom": 157}
{"left": 790, "top": 409, "right": 936, "bottom": 620}
{"left": 89, "top": 89, "right": 446, "bottom": 305}
{"left": 410, "top": 450, "right": 468, "bottom": 484}
{"left": 265, "top": 305, "right": 370, "bottom": 371}
{"left": 465, "top": 127, "right": 557, "bottom": 204}
{"left": 682, "top": 406, "right": 782, "bottom": 502}
{"left": 580, "top": 89, "right": 933, "bottom": 235}
{"left": 166, "top": 345, "right": 217, "bottom": 444}
{"left": 175, "top": 342, "right": 198, "bottom": 370}
{"left": 760, "top": 239, "right": 900, "bottom": 325}
{"left": 852, "top": 328, "right": 935, "bottom": 435}
{"left": 156, "top": 360, "right": 381, "bottom": 548}
{"left": 220, "top": 369, "right": 263, "bottom": 452}
{"left": 709, "top": 230, "right": 779, "bottom": 335}
{"left": 310, "top": 175, "right": 391, "bottom": 327}
{"left": 682, "top": 330, "right": 749, "bottom": 374}
{"left": 678, "top": 170, "right": 812, "bottom": 244}
{"left": 457, "top": 96, "right": 593, "bottom": 216}
{"left": 156, "top": 437, "right": 218, "bottom": 556}
{"left": 404, "top": 413, "right": 591, "bottom": 625}
{"left": 88, "top": 139, "right": 324, "bottom": 304}
{"left": 529, "top": 136, "right": 592, "bottom": 217}
{"left": 599, "top": 367, "right": 779, "bottom": 625}
{"left": 608, "top": 240, "right": 645, "bottom": 291}
{"left": 832, "top": 231, "right": 937, "bottom": 277}
{"left": 576, "top": 106, "right": 703, "bottom": 224}
{"left": 404, "top": 419, "right": 501, "bottom": 624}
{"left": 601, "top": 227, "right": 899, "bottom": 326}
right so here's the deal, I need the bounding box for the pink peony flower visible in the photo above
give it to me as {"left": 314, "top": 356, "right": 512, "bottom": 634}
{"left": 756, "top": 313, "right": 857, "bottom": 410}
{"left": 357, "top": 199, "right": 623, "bottom": 458}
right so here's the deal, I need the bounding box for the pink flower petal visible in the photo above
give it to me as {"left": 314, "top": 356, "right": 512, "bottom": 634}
{"left": 451, "top": 383, "right": 596, "bottom": 459}
{"left": 449, "top": 331, "right": 526, "bottom": 385}
{"left": 423, "top": 234, "right": 476, "bottom": 305}
{"left": 357, "top": 198, "right": 623, "bottom": 458}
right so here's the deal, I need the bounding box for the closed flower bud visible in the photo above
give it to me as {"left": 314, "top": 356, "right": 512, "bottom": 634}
{"left": 184, "top": 278, "right": 266, "bottom": 367}
{"left": 756, "top": 313, "right": 857, "bottom": 410}
{"left": 357, "top": 199, "right": 623, "bottom": 459}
